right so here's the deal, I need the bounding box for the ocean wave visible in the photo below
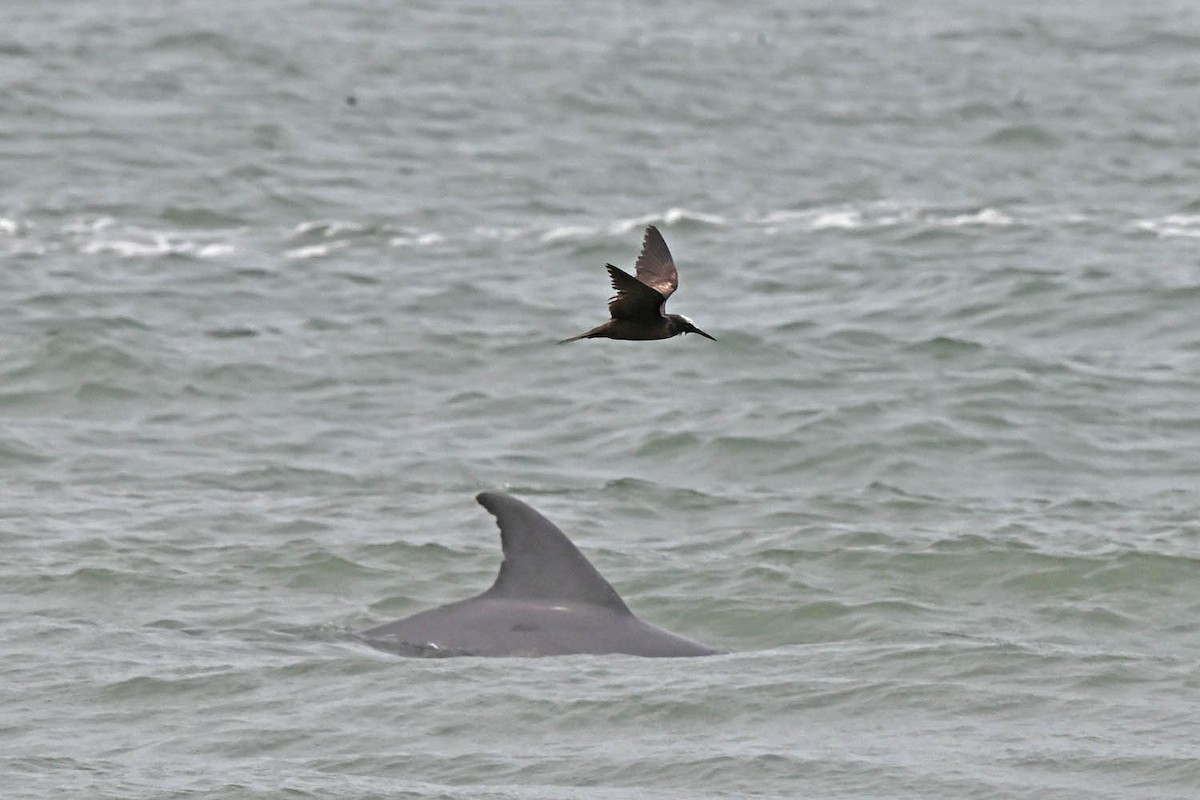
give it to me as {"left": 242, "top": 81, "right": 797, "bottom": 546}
{"left": 54, "top": 217, "right": 238, "bottom": 259}
{"left": 8, "top": 203, "right": 1187, "bottom": 265}
{"left": 1133, "top": 214, "right": 1200, "bottom": 239}
{"left": 0, "top": 216, "right": 33, "bottom": 236}
{"left": 283, "top": 241, "right": 348, "bottom": 260}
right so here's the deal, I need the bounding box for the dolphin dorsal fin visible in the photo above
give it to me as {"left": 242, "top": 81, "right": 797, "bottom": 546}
{"left": 475, "top": 492, "right": 631, "bottom": 614}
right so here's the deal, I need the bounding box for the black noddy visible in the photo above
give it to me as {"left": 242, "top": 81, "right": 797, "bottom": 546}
{"left": 558, "top": 225, "right": 716, "bottom": 343}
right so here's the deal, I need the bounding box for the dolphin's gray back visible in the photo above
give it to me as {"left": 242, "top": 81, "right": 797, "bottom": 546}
{"left": 368, "top": 597, "right": 714, "bottom": 657}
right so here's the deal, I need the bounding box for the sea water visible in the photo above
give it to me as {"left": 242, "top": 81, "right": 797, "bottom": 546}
{"left": 3, "top": 2, "right": 1199, "bottom": 798}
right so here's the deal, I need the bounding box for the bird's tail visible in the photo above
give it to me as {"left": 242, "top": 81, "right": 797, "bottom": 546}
{"left": 556, "top": 322, "right": 608, "bottom": 344}
{"left": 556, "top": 332, "right": 590, "bottom": 344}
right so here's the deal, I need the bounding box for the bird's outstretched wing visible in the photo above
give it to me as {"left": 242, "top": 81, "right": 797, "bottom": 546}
{"left": 633, "top": 225, "right": 678, "bottom": 300}
{"left": 606, "top": 264, "right": 666, "bottom": 321}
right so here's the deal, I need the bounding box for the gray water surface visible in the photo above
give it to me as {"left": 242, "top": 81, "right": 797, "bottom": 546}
{"left": 4, "top": 2, "right": 1200, "bottom": 798}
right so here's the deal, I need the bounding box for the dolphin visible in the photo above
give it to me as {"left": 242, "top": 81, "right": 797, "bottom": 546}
{"left": 360, "top": 491, "right": 718, "bottom": 658}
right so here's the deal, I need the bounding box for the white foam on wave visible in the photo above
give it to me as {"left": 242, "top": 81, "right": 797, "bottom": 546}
{"left": 81, "top": 236, "right": 175, "bottom": 257}
{"left": 1133, "top": 214, "right": 1200, "bottom": 238}
{"left": 389, "top": 231, "right": 445, "bottom": 247}
{"left": 471, "top": 209, "right": 729, "bottom": 247}
{"left": 610, "top": 214, "right": 665, "bottom": 235}
{"left": 284, "top": 241, "right": 347, "bottom": 260}
{"left": 63, "top": 216, "right": 116, "bottom": 235}
{"left": 753, "top": 202, "right": 1020, "bottom": 233}
{"left": 80, "top": 231, "right": 235, "bottom": 259}
{"left": 57, "top": 216, "right": 238, "bottom": 259}
{"left": 0, "top": 217, "right": 32, "bottom": 236}
{"left": 539, "top": 225, "right": 595, "bottom": 243}
{"left": 755, "top": 205, "right": 879, "bottom": 232}
{"left": 474, "top": 226, "right": 524, "bottom": 242}
{"left": 30, "top": 203, "right": 1143, "bottom": 267}
{"left": 810, "top": 209, "right": 867, "bottom": 230}
{"left": 664, "top": 207, "right": 727, "bottom": 226}
{"left": 938, "top": 207, "right": 1013, "bottom": 226}
{"left": 610, "top": 208, "right": 727, "bottom": 235}
{"left": 523, "top": 209, "right": 730, "bottom": 245}
{"left": 293, "top": 220, "right": 365, "bottom": 238}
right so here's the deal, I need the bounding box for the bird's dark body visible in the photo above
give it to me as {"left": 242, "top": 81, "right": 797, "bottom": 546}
{"left": 566, "top": 314, "right": 697, "bottom": 342}
{"left": 559, "top": 225, "right": 715, "bottom": 344}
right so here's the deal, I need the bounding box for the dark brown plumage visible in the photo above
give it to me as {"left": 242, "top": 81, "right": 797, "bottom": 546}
{"left": 559, "top": 225, "right": 716, "bottom": 343}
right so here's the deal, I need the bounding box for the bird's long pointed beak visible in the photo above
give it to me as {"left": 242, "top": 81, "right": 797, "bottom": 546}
{"left": 693, "top": 327, "right": 717, "bottom": 341}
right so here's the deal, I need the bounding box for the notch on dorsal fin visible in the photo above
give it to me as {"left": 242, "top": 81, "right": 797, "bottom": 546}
{"left": 476, "top": 492, "right": 631, "bottom": 614}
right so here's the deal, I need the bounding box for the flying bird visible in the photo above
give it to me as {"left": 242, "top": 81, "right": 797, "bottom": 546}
{"left": 558, "top": 225, "right": 716, "bottom": 343}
